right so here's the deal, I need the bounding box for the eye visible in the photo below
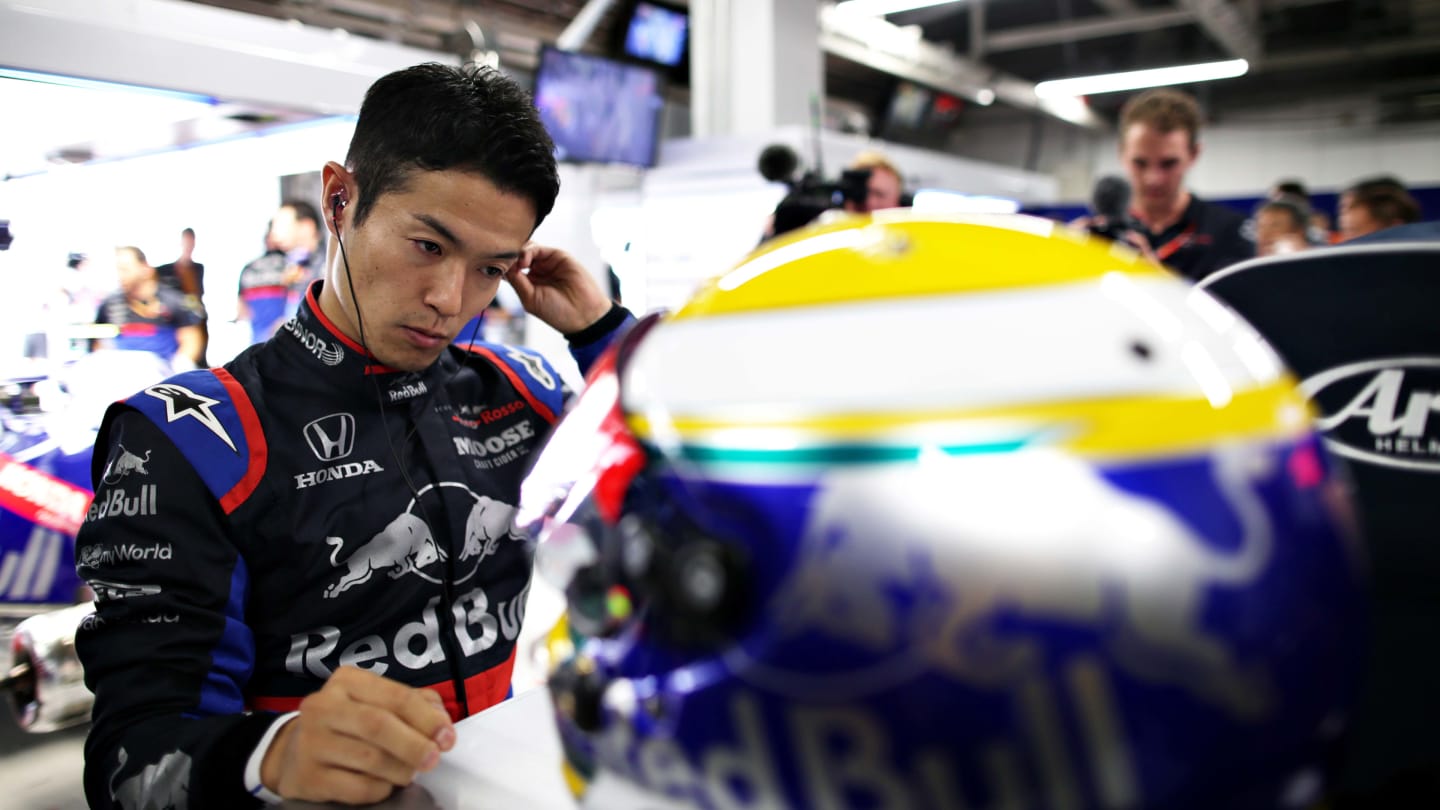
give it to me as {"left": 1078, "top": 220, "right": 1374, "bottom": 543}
{"left": 479, "top": 265, "right": 506, "bottom": 279}
{"left": 413, "top": 239, "right": 442, "bottom": 256}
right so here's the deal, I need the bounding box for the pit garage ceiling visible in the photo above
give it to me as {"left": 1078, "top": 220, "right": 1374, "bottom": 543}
{"left": 3, "top": 0, "right": 1436, "bottom": 177}
{"left": 190, "top": 0, "right": 1440, "bottom": 127}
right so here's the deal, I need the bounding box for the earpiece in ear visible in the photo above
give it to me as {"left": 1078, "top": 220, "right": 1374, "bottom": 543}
{"left": 330, "top": 192, "right": 347, "bottom": 234}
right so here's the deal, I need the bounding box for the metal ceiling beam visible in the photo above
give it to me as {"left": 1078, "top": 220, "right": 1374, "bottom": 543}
{"left": 1175, "top": 0, "right": 1264, "bottom": 64}
{"left": 819, "top": 3, "right": 1106, "bottom": 129}
{"left": 1260, "top": 0, "right": 1342, "bottom": 7}
{"left": 1089, "top": 0, "right": 1142, "bottom": 15}
{"left": 556, "top": 0, "right": 619, "bottom": 50}
{"left": 985, "top": 9, "right": 1197, "bottom": 53}
{"left": 200, "top": 0, "right": 557, "bottom": 67}
{"left": 1262, "top": 34, "right": 1440, "bottom": 70}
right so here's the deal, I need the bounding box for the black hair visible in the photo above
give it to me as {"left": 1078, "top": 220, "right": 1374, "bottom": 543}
{"left": 1344, "top": 176, "right": 1422, "bottom": 226}
{"left": 181, "top": 227, "right": 196, "bottom": 239}
{"left": 1257, "top": 197, "right": 1310, "bottom": 233}
{"left": 1346, "top": 175, "right": 1407, "bottom": 197}
{"left": 1272, "top": 180, "right": 1307, "bottom": 199}
{"left": 344, "top": 62, "right": 559, "bottom": 232}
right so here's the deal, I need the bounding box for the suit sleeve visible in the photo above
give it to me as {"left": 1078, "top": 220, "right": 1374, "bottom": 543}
{"left": 567, "top": 304, "right": 636, "bottom": 379}
{"left": 77, "top": 409, "right": 276, "bottom": 809}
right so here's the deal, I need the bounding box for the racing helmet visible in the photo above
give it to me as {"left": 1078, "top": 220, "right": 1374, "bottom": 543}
{"left": 518, "top": 212, "right": 1367, "bottom": 809}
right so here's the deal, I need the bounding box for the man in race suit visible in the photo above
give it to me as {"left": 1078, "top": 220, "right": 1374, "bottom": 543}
{"left": 75, "top": 63, "right": 632, "bottom": 808}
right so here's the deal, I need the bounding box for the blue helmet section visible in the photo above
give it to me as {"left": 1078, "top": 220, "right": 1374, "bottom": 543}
{"left": 560, "top": 436, "right": 1365, "bottom": 809}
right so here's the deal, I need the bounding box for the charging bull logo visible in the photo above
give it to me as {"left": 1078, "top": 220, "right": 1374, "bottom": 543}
{"left": 102, "top": 444, "right": 151, "bottom": 485}
{"left": 324, "top": 512, "right": 439, "bottom": 599}
{"left": 324, "top": 483, "right": 523, "bottom": 599}
{"left": 773, "top": 446, "right": 1276, "bottom": 718}
{"left": 109, "top": 747, "right": 191, "bottom": 810}
{"left": 461, "top": 495, "right": 521, "bottom": 561}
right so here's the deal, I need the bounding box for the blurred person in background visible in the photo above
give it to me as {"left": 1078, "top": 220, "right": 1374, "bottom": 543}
{"left": 1117, "top": 89, "right": 1252, "bottom": 281}
{"left": 1339, "top": 176, "right": 1422, "bottom": 242}
{"left": 155, "top": 227, "right": 208, "bottom": 364}
{"left": 1265, "top": 178, "right": 1335, "bottom": 245}
{"left": 272, "top": 199, "right": 325, "bottom": 316}
{"left": 94, "top": 246, "right": 203, "bottom": 368}
{"left": 1254, "top": 196, "right": 1312, "bottom": 257}
{"left": 21, "top": 251, "right": 108, "bottom": 361}
{"left": 61, "top": 252, "right": 107, "bottom": 325}
{"left": 1310, "top": 209, "right": 1340, "bottom": 244}
{"left": 236, "top": 219, "right": 291, "bottom": 344}
{"left": 1269, "top": 179, "right": 1309, "bottom": 202}
{"left": 843, "top": 150, "right": 906, "bottom": 213}
{"left": 49, "top": 252, "right": 113, "bottom": 359}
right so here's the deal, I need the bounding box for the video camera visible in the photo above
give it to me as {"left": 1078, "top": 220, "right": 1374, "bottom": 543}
{"left": 759, "top": 144, "right": 870, "bottom": 238}
{"left": 1087, "top": 175, "right": 1143, "bottom": 244}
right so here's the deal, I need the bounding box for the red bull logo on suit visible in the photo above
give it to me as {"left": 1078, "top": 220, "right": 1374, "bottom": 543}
{"left": 321, "top": 484, "right": 523, "bottom": 598}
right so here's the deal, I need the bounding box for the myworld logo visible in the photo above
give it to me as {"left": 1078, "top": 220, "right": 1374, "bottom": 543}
{"left": 1301, "top": 356, "right": 1440, "bottom": 473}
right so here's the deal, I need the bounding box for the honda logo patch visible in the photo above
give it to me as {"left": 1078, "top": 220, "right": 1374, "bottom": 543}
{"left": 304, "top": 413, "right": 356, "bottom": 462}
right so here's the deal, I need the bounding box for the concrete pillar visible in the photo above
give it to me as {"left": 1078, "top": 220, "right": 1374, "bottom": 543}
{"left": 689, "top": 0, "right": 824, "bottom": 137}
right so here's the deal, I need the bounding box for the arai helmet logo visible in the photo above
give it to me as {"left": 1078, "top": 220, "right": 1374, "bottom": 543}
{"left": 1301, "top": 356, "right": 1440, "bottom": 473}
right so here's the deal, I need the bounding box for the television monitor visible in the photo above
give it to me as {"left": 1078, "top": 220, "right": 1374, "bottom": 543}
{"left": 880, "top": 80, "right": 966, "bottom": 148}
{"left": 534, "top": 47, "right": 665, "bottom": 169}
{"left": 623, "top": 1, "right": 689, "bottom": 68}
{"left": 884, "top": 81, "right": 932, "bottom": 132}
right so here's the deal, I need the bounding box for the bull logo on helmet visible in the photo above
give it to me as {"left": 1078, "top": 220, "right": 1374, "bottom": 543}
{"left": 772, "top": 445, "right": 1276, "bottom": 718}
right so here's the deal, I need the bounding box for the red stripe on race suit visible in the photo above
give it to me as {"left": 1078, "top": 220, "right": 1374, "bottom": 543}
{"left": 0, "top": 452, "right": 92, "bottom": 536}
{"left": 461, "top": 345, "right": 557, "bottom": 424}
{"left": 211, "top": 369, "right": 268, "bottom": 514}
{"left": 248, "top": 646, "right": 518, "bottom": 723}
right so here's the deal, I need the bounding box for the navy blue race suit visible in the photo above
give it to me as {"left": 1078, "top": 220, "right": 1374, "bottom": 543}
{"left": 75, "top": 281, "right": 628, "bottom": 808}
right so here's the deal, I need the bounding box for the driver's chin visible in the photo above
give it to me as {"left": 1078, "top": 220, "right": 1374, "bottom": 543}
{"left": 374, "top": 342, "right": 445, "bottom": 373}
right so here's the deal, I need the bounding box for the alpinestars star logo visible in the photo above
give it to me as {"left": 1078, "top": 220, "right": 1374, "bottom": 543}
{"left": 144, "top": 383, "right": 236, "bottom": 451}
{"left": 505, "top": 347, "right": 556, "bottom": 390}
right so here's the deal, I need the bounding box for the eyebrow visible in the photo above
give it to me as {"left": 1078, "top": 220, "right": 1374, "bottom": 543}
{"left": 411, "top": 213, "right": 523, "bottom": 260}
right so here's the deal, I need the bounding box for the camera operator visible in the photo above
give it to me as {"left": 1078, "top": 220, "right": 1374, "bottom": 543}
{"left": 757, "top": 144, "right": 887, "bottom": 240}
{"left": 842, "top": 150, "right": 906, "bottom": 214}
{"left": 1079, "top": 175, "right": 1158, "bottom": 259}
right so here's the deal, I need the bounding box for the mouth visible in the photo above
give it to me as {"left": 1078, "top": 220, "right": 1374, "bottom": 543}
{"left": 401, "top": 325, "right": 448, "bottom": 349}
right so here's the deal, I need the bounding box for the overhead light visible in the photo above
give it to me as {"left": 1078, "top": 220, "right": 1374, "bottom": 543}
{"left": 835, "top": 0, "right": 964, "bottom": 15}
{"left": 975, "top": 88, "right": 995, "bottom": 106}
{"left": 1033, "top": 59, "right": 1249, "bottom": 99}
{"left": 0, "top": 67, "right": 216, "bottom": 105}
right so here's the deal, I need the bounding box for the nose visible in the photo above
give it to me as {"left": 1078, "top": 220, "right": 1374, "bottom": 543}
{"left": 422, "top": 262, "right": 466, "bottom": 319}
